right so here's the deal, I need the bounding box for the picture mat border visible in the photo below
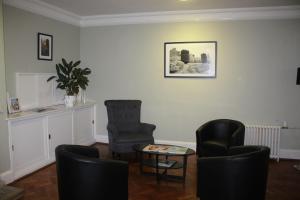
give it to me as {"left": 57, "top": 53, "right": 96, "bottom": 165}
{"left": 164, "top": 41, "right": 217, "bottom": 78}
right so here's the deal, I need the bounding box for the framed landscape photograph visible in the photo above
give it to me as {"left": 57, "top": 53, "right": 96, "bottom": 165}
{"left": 164, "top": 41, "right": 217, "bottom": 78}
{"left": 37, "top": 33, "right": 53, "bottom": 61}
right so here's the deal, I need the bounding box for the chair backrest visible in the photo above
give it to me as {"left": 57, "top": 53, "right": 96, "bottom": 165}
{"left": 104, "top": 100, "right": 141, "bottom": 131}
{"left": 55, "top": 145, "right": 128, "bottom": 200}
{"left": 203, "top": 119, "right": 244, "bottom": 140}
{"left": 197, "top": 145, "right": 270, "bottom": 200}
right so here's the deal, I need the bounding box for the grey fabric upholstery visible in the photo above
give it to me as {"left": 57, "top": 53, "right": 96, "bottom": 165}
{"left": 104, "top": 100, "right": 156, "bottom": 154}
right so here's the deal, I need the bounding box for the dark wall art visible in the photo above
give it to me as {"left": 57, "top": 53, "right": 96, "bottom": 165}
{"left": 38, "top": 32, "right": 53, "bottom": 61}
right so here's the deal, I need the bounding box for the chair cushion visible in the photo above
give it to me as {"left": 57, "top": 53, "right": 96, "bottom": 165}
{"left": 201, "top": 140, "right": 228, "bottom": 156}
{"left": 115, "top": 132, "right": 153, "bottom": 143}
{"left": 203, "top": 140, "right": 228, "bottom": 148}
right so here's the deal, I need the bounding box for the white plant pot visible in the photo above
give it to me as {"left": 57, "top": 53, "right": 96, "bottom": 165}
{"left": 64, "top": 95, "right": 76, "bottom": 107}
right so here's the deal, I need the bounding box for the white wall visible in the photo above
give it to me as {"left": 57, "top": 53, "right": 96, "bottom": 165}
{"left": 80, "top": 20, "right": 300, "bottom": 149}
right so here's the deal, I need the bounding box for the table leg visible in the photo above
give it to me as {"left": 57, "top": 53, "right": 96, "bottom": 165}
{"left": 165, "top": 155, "right": 168, "bottom": 177}
{"left": 140, "top": 152, "right": 144, "bottom": 174}
{"left": 156, "top": 154, "right": 160, "bottom": 182}
{"left": 182, "top": 155, "right": 188, "bottom": 182}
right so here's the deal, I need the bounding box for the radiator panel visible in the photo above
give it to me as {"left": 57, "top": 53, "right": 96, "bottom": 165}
{"left": 245, "top": 125, "right": 281, "bottom": 161}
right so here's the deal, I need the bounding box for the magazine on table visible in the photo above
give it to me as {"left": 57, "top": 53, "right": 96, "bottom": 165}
{"left": 157, "top": 160, "right": 177, "bottom": 168}
{"left": 143, "top": 144, "right": 188, "bottom": 154}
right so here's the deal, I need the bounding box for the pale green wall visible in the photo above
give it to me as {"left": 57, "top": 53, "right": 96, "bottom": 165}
{"left": 0, "top": 0, "right": 10, "bottom": 174}
{"left": 2, "top": 5, "right": 300, "bottom": 174}
{"left": 80, "top": 20, "right": 300, "bottom": 149}
{"left": 3, "top": 5, "right": 80, "bottom": 96}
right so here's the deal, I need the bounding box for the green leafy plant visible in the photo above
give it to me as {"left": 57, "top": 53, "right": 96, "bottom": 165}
{"left": 47, "top": 58, "right": 91, "bottom": 96}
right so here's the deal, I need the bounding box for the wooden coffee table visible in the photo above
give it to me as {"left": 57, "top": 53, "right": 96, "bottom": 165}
{"left": 133, "top": 144, "right": 195, "bottom": 182}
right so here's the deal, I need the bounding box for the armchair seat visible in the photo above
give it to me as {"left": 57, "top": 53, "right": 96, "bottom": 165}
{"left": 196, "top": 119, "right": 245, "bottom": 157}
{"left": 202, "top": 140, "right": 228, "bottom": 156}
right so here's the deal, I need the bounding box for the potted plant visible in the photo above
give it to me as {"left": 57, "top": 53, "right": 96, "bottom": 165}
{"left": 47, "top": 58, "right": 91, "bottom": 107}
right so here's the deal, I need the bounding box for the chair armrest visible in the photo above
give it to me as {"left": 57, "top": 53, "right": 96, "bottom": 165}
{"left": 230, "top": 125, "right": 245, "bottom": 146}
{"left": 196, "top": 124, "right": 211, "bottom": 155}
{"left": 140, "top": 123, "right": 156, "bottom": 135}
{"left": 196, "top": 124, "right": 211, "bottom": 143}
{"left": 107, "top": 123, "right": 120, "bottom": 139}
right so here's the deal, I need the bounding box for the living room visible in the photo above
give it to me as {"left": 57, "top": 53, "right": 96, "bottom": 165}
{"left": 0, "top": 0, "right": 300, "bottom": 200}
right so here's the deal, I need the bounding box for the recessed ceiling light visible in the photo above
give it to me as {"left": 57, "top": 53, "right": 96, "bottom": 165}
{"left": 179, "top": 0, "right": 189, "bottom": 2}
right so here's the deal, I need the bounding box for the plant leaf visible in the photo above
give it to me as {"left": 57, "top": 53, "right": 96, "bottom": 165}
{"left": 62, "top": 58, "right": 68, "bottom": 67}
{"left": 47, "top": 76, "right": 56, "bottom": 82}
{"left": 72, "top": 60, "right": 81, "bottom": 68}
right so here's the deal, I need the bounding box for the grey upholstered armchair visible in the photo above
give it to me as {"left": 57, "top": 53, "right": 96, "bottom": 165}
{"left": 104, "top": 100, "right": 156, "bottom": 157}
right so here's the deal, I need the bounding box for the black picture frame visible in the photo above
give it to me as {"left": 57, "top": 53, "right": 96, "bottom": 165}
{"left": 164, "top": 41, "right": 217, "bottom": 78}
{"left": 37, "top": 32, "right": 53, "bottom": 61}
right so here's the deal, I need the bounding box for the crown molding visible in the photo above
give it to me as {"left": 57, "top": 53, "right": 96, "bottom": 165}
{"left": 80, "top": 6, "right": 300, "bottom": 27}
{"left": 3, "top": 0, "right": 300, "bottom": 27}
{"left": 3, "top": 0, "right": 81, "bottom": 26}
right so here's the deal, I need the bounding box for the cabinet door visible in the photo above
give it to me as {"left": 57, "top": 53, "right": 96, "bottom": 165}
{"left": 10, "top": 117, "right": 47, "bottom": 180}
{"left": 74, "top": 107, "right": 95, "bottom": 145}
{"left": 48, "top": 112, "right": 73, "bottom": 161}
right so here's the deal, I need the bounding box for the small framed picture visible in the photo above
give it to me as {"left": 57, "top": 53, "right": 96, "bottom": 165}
{"left": 37, "top": 32, "right": 53, "bottom": 61}
{"left": 8, "top": 97, "right": 20, "bottom": 113}
{"left": 164, "top": 41, "right": 217, "bottom": 78}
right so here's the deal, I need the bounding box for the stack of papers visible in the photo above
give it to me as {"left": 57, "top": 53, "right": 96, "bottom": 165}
{"left": 143, "top": 144, "right": 188, "bottom": 154}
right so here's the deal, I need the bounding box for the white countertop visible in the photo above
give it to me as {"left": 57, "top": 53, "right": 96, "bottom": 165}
{"left": 7, "top": 101, "right": 96, "bottom": 121}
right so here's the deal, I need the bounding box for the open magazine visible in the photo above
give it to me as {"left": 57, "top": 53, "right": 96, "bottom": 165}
{"left": 143, "top": 144, "right": 188, "bottom": 154}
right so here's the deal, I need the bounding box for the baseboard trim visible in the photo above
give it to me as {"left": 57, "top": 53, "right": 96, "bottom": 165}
{"left": 0, "top": 170, "right": 14, "bottom": 184}
{"left": 94, "top": 134, "right": 300, "bottom": 160}
{"left": 94, "top": 134, "right": 196, "bottom": 150}
{"left": 280, "top": 149, "right": 300, "bottom": 160}
{"left": 94, "top": 134, "right": 109, "bottom": 143}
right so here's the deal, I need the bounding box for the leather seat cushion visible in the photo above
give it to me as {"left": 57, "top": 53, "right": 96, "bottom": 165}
{"left": 203, "top": 140, "right": 228, "bottom": 148}
{"left": 201, "top": 140, "right": 228, "bottom": 156}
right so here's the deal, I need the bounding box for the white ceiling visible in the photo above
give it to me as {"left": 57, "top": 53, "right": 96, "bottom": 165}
{"left": 39, "top": 0, "right": 300, "bottom": 16}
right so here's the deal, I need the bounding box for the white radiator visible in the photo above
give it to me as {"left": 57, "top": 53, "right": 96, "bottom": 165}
{"left": 245, "top": 125, "right": 281, "bottom": 161}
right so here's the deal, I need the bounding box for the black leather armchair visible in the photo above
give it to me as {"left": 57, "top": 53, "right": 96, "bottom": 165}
{"left": 55, "top": 145, "right": 128, "bottom": 200}
{"left": 197, "top": 145, "right": 270, "bottom": 200}
{"left": 104, "top": 100, "right": 155, "bottom": 155}
{"left": 196, "top": 119, "right": 245, "bottom": 157}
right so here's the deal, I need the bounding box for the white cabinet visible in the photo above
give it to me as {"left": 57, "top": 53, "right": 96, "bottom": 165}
{"left": 74, "top": 107, "right": 95, "bottom": 145}
{"left": 7, "top": 103, "right": 96, "bottom": 182}
{"left": 48, "top": 112, "right": 73, "bottom": 161}
{"left": 9, "top": 117, "right": 48, "bottom": 180}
